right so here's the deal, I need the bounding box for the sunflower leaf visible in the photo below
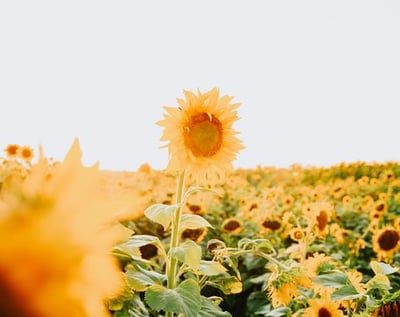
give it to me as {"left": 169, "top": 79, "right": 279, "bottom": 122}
{"left": 313, "top": 272, "right": 349, "bottom": 288}
{"left": 180, "top": 214, "right": 213, "bottom": 230}
{"left": 183, "top": 186, "right": 220, "bottom": 203}
{"left": 145, "top": 279, "right": 201, "bottom": 317}
{"left": 198, "top": 260, "right": 227, "bottom": 276}
{"left": 365, "top": 273, "right": 391, "bottom": 291}
{"left": 144, "top": 203, "right": 178, "bottom": 231}
{"left": 198, "top": 296, "right": 232, "bottom": 317}
{"left": 331, "top": 285, "right": 364, "bottom": 301}
{"left": 126, "top": 265, "right": 166, "bottom": 292}
{"left": 370, "top": 261, "right": 399, "bottom": 275}
{"left": 169, "top": 240, "right": 201, "bottom": 271}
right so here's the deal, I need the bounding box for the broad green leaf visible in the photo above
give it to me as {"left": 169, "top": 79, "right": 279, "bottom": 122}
{"left": 114, "top": 234, "right": 163, "bottom": 262}
{"left": 180, "top": 214, "right": 213, "bottom": 230}
{"left": 206, "top": 276, "right": 242, "bottom": 295}
{"left": 370, "top": 261, "right": 399, "bottom": 275}
{"left": 198, "top": 296, "right": 232, "bottom": 317}
{"left": 331, "top": 285, "right": 364, "bottom": 301}
{"left": 123, "top": 234, "right": 160, "bottom": 248}
{"left": 313, "top": 272, "right": 349, "bottom": 288}
{"left": 365, "top": 273, "right": 391, "bottom": 291}
{"left": 183, "top": 186, "right": 219, "bottom": 202}
{"left": 144, "top": 203, "right": 178, "bottom": 231}
{"left": 145, "top": 279, "right": 201, "bottom": 317}
{"left": 170, "top": 240, "right": 201, "bottom": 270}
{"left": 198, "top": 260, "right": 227, "bottom": 276}
{"left": 126, "top": 265, "right": 166, "bottom": 292}
{"left": 114, "top": 294, "right": 151, "bottom": 317}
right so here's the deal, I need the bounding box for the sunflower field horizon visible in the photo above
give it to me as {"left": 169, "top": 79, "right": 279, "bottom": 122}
{"left": 1, "top": 88, "right": 400, "bottom": 317}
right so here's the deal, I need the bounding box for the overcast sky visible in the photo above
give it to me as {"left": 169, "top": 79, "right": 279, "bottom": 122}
{"left": 1, "top": 1, "right": 399, "bottom": 171}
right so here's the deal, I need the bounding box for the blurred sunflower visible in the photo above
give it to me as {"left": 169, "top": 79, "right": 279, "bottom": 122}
{"left": 158, "top": 87, "right": 244, "bottom": 183}
{"left": 18, "top": 145, "right": 34, "bottom": 162}
{"left": 222, "top": 217, "right": 243, "bottom": 234}
{"left": 372, "top": 226, "right": 400, "bottom": 260}
{"left": 0, "top": 139, "right": 122, "bottom": 317}
{"left": 4, "top": 144, "right": 19, "bottom": 159}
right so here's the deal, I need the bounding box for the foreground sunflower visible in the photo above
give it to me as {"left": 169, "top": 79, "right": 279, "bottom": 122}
{"left": 158, "top": 87, "right": 244, "bottom": 183}
{"left": 0, "top": 139, "right": 122, "bottom": 317}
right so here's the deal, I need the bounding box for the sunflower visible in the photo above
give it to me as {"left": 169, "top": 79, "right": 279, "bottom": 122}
{"left": 267, "top": 264, "right": 311, "bottom": 308}
{"left": 303, "top": 253, "right": 336, "bottom": 278}
{"left": 18, "top": 145, "right": 34, "bottom": 162}
{"left": 372, "top": 226, "right": 400, "bottom": 260}
{"left": 222, "top": 217, "right": 243, "bottom": 234}
{"left": 0, "top": 139, "right": 122, "bottom": 317}
{"left": 157, "top": 88, "right": 244, "bottom": 183}
{"left": 303, "top": 292, "right": 344, "bottom": 317}
{"left": 4, "top": 144, "right": 19, "bottom": 159}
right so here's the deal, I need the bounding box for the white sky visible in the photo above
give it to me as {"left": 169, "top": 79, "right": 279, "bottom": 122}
{"left": 1, "top": 1, "right": 399, "bottom": 171}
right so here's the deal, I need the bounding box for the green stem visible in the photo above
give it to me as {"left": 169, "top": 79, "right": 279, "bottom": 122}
{"left": 166, "top": 170, "right": 186, "bottom": 317}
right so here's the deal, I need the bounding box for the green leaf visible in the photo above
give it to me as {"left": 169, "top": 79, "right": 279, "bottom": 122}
{"left": 313, "top": 272, "right": 349, "bottom": 288}
{"left": 145, "top": 279, "right": 201, "bottom": 317}
{"left": 170, "top": 240, "right": 201, "bottom": 271}
{"left": 370, "top": 261, "right": 399, "bottom": 275}
{"left": 198, "top": 296, "right": 232, "bottom": 317}
{"left": 198, "top": 260, "right": 227, "bottom": 276}
{"left": 144, "top": 203, "right": 178, "bottom": 231}
{"left": 206, "top": 276, "right": 242, "bottom": 295}
{"left": 180, "top": 214, "right": 213, "bottom": 230}
{"left": 115, "top": 234, "right": 163, "bottom": 262}
{"left": 123, "top": 234, "right": 160, "bottom": 248}
{"left": 365, "top": 273, "right": 391, "bottom": 291}
{"left": 331, "top": 285, "right": 364, "bottom": 301}
{"left": 126, "top": 265, "right": 166, "bottom": 292}
{"left": 183, "top": 186, "right": 219, "bottom": 203}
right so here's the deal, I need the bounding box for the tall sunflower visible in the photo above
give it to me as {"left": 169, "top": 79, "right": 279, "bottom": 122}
{"left": 0, "top": 139, "right": 122, "bottom": 317}
{"left": 158, "top": 88, "right": 244, "bottom": 183}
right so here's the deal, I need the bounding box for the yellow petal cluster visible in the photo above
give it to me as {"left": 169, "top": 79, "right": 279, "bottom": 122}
{"left": 0, "top": 139, "right": 122, "bottom": 317}
{"left": 158, "top": 87, "right": 244, "bottom": 183}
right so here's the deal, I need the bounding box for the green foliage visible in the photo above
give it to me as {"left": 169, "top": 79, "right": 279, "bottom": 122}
{"left": 145, "top": 279, "right": 201, "bottom": 317}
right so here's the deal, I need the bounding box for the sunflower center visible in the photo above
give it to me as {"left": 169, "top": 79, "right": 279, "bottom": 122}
{"left": 318, "top": 307, "right": 332, "bottom": 317}
{"left": 317, "top": 211, "right": 329, "bottom": 231}
{"left": 262, "top": 220, "right": 282, "bottom": 231}
{"left": 0, "top": 271, "right": 36, "bottom": 317}
{"left": 223, "top": 219, "right": 241, "bottom": 232}
{"left": 181, "top": 228, "right": 206, "bottom": 242}
{"left": 183, "top": 112, "right": 223, "bottom": 157}
{"left": 378, "top": 230, "right": 400, "bottom": 251}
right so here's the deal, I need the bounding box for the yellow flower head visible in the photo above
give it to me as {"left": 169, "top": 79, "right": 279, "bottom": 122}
{"left": 222, "top": 217, "right": 243, "bottom": 234}
{"left": 18, "top": 145, "right": 34, "bottom": 162}
{"left": 158, "top": 88, "right": 244, "bottom": 183}
{"left": 0, "top": 139, "right": 122, "bottom": 317}
{"left": 372, "top": 226, "right": 400, "bottom": 261}
{"left": 303, "top": 292, "right": 344, "bottom": 317}
{"left": 4, "top": 144, "right": 19, "bottom": 159}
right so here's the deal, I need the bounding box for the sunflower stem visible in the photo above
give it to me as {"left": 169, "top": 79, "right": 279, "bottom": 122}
{"left": 166, "top": 170, "right": 186, "bottom": 311}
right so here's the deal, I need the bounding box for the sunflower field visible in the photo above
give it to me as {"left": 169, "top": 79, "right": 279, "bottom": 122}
{"left": 1, "top": 89, "right": 400, "bottom": 317}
